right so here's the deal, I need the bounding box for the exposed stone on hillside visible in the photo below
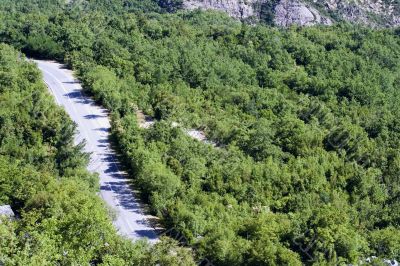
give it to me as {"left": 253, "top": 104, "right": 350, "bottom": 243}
{"left": 183, "top": 0, "right": 261, "bottom": 19}
{"left": 182, "top": 0, "right": 332, "bottom": 25}
{"left": 313, "top": 0, "right": 400, "bottom": 27}
{"left": 181, "top": 0, "right": 400, "bottom": 27}
{"left": 274, "top": 0, "right": 332, "bottom": 26}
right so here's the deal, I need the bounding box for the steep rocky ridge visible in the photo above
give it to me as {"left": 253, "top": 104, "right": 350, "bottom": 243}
{"left": 311, "top": 0, "right": 400, "bottom": 27}
{"left": 180, "top": 0, "right": 400, "bottom": 27}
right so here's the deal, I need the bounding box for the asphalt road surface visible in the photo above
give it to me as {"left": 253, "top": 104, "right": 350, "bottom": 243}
{"left": 34, "top": 60, "right": 158, "bottom": 242}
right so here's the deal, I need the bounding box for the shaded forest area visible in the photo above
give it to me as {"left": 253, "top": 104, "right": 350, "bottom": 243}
{"left": 1, "top": 0, "right": 400, "bottom": 265}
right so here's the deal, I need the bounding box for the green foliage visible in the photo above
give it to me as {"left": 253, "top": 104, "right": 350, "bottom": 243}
{"left": 370, "top": 227, "right": 400, "bottom": 259}
{"left": 0, "top": 44, "right": 195, "bottom": 265}
{"left": 1, "top": 1, "right": 400, "bottom": 264}
{"left": 157, "top": 0, "right": 184, "bottom": 13}
{"left": 257, "top": 0, "right": 280, "bottom": 26}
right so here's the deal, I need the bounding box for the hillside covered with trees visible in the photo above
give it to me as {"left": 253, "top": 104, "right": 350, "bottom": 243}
{"left": 1, "top": 0, "right": 400, "bottom": 265}
{"left": 0, "top": 44, "right": 194, "bottom": 265}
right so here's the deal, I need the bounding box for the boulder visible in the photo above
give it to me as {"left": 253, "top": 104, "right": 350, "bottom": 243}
{"left": 0, "top": 205, "right": 15, "bottom": 218}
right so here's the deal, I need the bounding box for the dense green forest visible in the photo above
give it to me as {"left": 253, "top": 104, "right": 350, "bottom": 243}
{"left": 0, "top": 44, "right": 194, "bottom": 265}
{"left": 1, "top": 0, "right": 400, "bottom": 265}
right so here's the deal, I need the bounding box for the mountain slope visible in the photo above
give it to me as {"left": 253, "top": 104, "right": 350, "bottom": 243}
{"left": 180, "top": 0, "right": 400, "bottom": 27}
{"left": 2, "top": 0, "right": 400, "bottom": 264}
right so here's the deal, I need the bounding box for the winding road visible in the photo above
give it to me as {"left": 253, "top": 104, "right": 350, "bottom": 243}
{"left": 34, "top": 60, "right": 158, "bottom": 242}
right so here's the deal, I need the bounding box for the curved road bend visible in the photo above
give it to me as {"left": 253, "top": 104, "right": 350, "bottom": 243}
{"left": 34, "top": 60, "right": 158, "bottom": 242}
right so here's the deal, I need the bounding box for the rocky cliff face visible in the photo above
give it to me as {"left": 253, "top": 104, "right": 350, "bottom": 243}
{"left": 181, "top": 0, "right": 400, "bottom": 27}
{"left": 183, "top": 0, "right": 260, "bottom": 19}
{"left": 274, "top": 0, "right": 332, "bottom": 26}
{"left": 313, "top": 0, "right": 400, "bottom": 27}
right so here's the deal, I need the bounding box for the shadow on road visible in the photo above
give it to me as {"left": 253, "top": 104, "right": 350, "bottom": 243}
{"left": 94, "top": 127, "right": 110, "bottom": 132}
{"left": 64, "top": 90, "right": 93, "bottom": 105}
{"left": 84, "top": 114, "right": 106, "bottom": 119}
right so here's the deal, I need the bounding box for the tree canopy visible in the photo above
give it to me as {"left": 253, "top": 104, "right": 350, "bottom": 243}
{"left": 0, "top": 43, "right": 194, "bottom": 265}
{"left": 1, "top": 0, "right": 400, "bottom": 264}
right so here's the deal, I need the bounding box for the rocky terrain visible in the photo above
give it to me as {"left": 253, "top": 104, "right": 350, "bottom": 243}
{"left": 274, "top": 0, "right": 333, "bottom": 26}
{"left": 181, "top": 0, "right": 400, "bottom": 27}
{"left": 183, "top": 0, "right": 261, "bottom": 19}
{"left": 313, "top": 0, "right": 400, "bottom": 27}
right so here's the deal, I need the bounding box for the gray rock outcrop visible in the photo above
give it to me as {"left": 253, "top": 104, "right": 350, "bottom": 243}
{"left": 181, "top": 0, "right": 400, "bottom": 27}
{"left": 274, "top": 0, "right": 332, "bottom": 26}
{"left": 183, "top": 0, "right": 261, "bottom": 19}
{"left": 182, "top": 0, "right": 332, "bottom": 26}
{"left": 311, "top": 0, "right": 400, "bottom": 27}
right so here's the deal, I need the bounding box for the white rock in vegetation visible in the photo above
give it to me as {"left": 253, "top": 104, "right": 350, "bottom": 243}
{"left": 0, "top": 205, "right": 14, "bottom": 218}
